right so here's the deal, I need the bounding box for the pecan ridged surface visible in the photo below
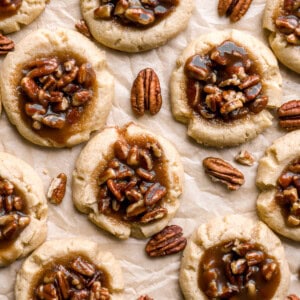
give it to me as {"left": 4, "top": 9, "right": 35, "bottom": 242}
{"left": 0, "top": 34, "right": 14, "bottom": 55}
{"left": 218, "top": 0, "right": 253, "bottom": 22}
{"left": 145, "top": 225, "right": 187, "bottom": 257}
{"left": 203, "top": 157, "right": 245, "bottom": 190}
{"left": 131, "top": 68, "right": 162, "bottom": 116}
{"left": 278, "top": 100, "right": 300, "bottom": 130}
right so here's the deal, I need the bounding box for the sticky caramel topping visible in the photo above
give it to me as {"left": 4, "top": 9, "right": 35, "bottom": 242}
{"left": 184, "top": 40, "right": 268, "bottom": 123}
{"left": 0, "top": 178, "right": 30, "bottom": 249}
{"left": 33, "top": 256, "right": 110, "bottom": 300}
{"left": 0, "top": 0, "right": 22, "bottom": 15}
{"left": 93, "top": 0, "right": 178, "bottom": 28}
{"left": 275, "top": 157, "right": 300, "bottom": 226}
{"left": 275, "top": 0, "right": 300, "bottom": 45}
{"left": 97, "top": 137, "right": 169, "bottom": 224}
{"left": 198, "top": 239, "right": 280, "bottom": 300}
{"left": 19, "top": 56, "right": 96, "bottom": 139}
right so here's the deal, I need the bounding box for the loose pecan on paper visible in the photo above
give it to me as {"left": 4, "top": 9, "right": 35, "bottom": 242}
{"left": 203, "top": 157, "right": 245, "bottom": 190}
{"left": 0, "top": 34, "right": 14, "bottom": 55}
{"left": 235, "top": 150, "right": 255, "bottom": 166}
{"left": 131, "top": 68, "right": 162, "bottom": 116}
{"left": 75, "top": 19, "right": 92, "bottom": 38}
{"left": 278, "top": 100, "right": 300, "bottom": 131}
{"left": 145, "top": 225, "right": 187, "bottom": 257}
{"left": 218, "top": 0, "right": 253, "bottom": 22}
{"left": 47, "top": 173, "right": 67, "bottom": 205}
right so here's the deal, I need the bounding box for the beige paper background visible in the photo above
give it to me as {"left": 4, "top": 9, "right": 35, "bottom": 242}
{"left": 0, "top": 0, "right": 299, "bottom": 298}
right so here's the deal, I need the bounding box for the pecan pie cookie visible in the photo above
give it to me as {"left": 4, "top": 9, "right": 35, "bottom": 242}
{"left": 0, "top": 152, "right": 47, "bottom": 266}
{"left": 0, "top": 0, "right": 48, "bottom": 34}
{"left": 80, "top": 0, "right": 194, "bottom": 52}
{"left": 263, "top": 0, "right": 300, "bottom": 74}
{"left": 257, "top": 130, "right": 300, "bottom": 241}
{"left": 179, "top": 215, "right": 290, "bottom": 300}
{"left": 72, "top": 122, "right": 184, "bottom": 239}
{"left": 170, "top": 30, "right": 282, "bottom": 147}
{"left": 0, "top": 28, "right": 113, "bottom": 147}
{"left": 15, "top": 238, "right": 124, "bottom": 299}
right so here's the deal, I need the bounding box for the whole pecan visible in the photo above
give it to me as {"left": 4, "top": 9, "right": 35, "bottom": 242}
{"left": 203, "top": 157, "right": 245, "bottom": 190}
{"left": 145, "top": 225, "right": 187, "bottom": 257}
{"left": 218, "top": 0, "right": 253, "bottom": 22}
{"left": 131, "top": 68, "right": 162, "bottom": 116}
{"left": 0, "top": 34, "right": 14, "bottom": 55}
{"left": 278, "top": 100, "right": 300, "bottom": 131}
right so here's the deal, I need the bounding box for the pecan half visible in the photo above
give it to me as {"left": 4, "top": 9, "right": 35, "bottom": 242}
{"left": 234, "top": 150, "right": 255, "bottom": 166}
{"left": 278, "top": 100, "right": 300, "bottom": 131}
{"left": 203, "top": 157, "right": 245, "bottom": 190}
{"left": 131, "top": 68, "right": 162, "bottom": 116}
{"left": 47, "top": 173, "right": 67, "bottom": 205}
{"left": 145, "top": 225, "right": 187, "bottom": 257}
{"left": 0, "top": 34, "right": 14, "bottom": 55}
{"left": 218, "top": 0, "right": 253, "bottom": 22}
{"left": 75, "top": 19, "right": 92, "bottom": 38}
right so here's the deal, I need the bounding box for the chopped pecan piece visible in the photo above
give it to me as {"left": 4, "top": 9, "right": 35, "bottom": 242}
{"left": 0, "top": 34, "right": 14, "bottom": 55}
{"left": 145, "top": 225, "right": 187, "bottom": 257}
{"left": 234, "top": 150, "right": 255, "bottom": 166}
{"left": 218, "top": 0, "right": 253, "bottom": 22}
{"left": 75, "top": 19, "right": 92, "bottom": 38}
{"left": 278, "top": 100, "right": 300, "bottom": 131}
{"left": 131, "top": 68, "right": 162, "bottom": 116}
{"left": 203, "top": 157, "right": 245, "bottom": 190}
{"left": 47, "top": 173, "right": 67, "bottom": 205}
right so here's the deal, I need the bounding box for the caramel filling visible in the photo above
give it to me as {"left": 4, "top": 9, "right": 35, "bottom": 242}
{"left": 97, "top": 137, "right": 169, "bottom": 224}
{"left": 18, "top": 55, "right": 97, "bottom": 144}
{"left": 0, "top": 178, "right": 30, "bottom": 250}
{"left": 184, "top": 40, "right": 268, "bottom": 123}
{"left": 33, "top": 256, "right": 110, "bottom": 300}
{"left": 93, "top": 0, "right": 178, "bottom": 28}
{"left": 0, "top": 0, "right": 22, "bottom": 16}
{"left": 198, "top": 239, "right": 280, "bottom": 300}
{"left": 275, "top": 0, "right": 300, "bottom": 45}
{"left": 275, "top": 157, "right": 300, "bottom": 226}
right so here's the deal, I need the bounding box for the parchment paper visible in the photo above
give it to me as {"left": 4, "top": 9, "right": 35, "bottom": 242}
{"left": 0, "top": 0, "right": 299, "bottom": 299}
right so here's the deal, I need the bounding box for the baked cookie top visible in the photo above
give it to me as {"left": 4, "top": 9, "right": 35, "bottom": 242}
{"left": 80, "top": 0, "right": 194, "bottom": 52}
{"left": 263, "top": 0, "right": 300, "bottom": 74}
{"left": 0, "top": 152, "right": 47, "bottom": 267}
{"left": 15, "top": 238, "right": 124, "bottom": 299}
{"left": 179, "top": 215, "right": 290, "bottom": 300}
{"left": 257, "top": 130, "right": 300, "bottom": 241}
{"left": 0, "top": 28, "right": 113, "bottom": 148}
{"left": 170, "top": 29, "right": 282, "bottom": 148}
{"left": 72, "top": 122, "right": 184, "bottom": 239}
{"left": 0, "top": 0, "right": 48, "bottom": 34}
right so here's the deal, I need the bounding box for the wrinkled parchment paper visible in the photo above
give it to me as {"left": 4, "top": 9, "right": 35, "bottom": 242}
{"left": 0, "top": 0, "right": 299, "bottom": 298}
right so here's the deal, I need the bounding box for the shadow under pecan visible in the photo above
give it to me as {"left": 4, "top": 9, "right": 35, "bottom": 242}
{"left": 34, "top": 256, "right": 110, "bottom": 300}
{"left": 97, "top": 138, "right": 169, "bottom": 224}
{"left": 199, "top": 239, "right": 280, "bottom": 299}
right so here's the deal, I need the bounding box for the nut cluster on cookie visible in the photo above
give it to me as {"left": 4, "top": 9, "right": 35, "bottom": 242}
{"left": 185, "top": 40, "right": 268, "bottom": 122}
{"left": 94, "top": 0, "right": 178, "bottom": 27}
{"left": 20, "top": 57, "right": 96, "bottom": 130}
